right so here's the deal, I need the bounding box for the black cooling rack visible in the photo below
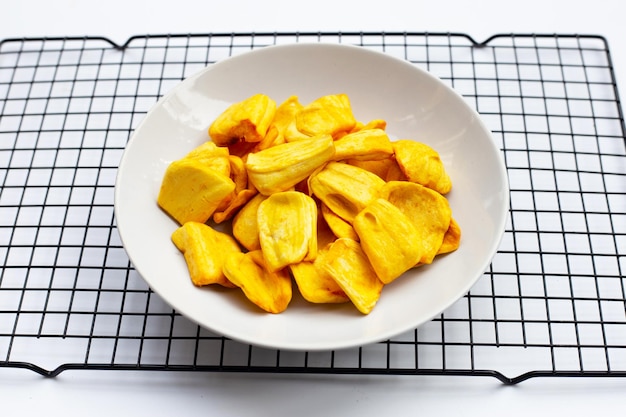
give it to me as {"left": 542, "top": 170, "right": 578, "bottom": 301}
{"left": 0, "top": 33, "right": 625, "bottom": 385}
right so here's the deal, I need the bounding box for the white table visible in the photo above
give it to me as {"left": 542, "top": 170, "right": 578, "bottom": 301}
{"left": 1, "top": 1, "right": 625, "bottom": 416}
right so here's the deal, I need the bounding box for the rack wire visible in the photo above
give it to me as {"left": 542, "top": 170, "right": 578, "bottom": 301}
{"left": 0, "top": 32, "right": 624, "bottom": 385}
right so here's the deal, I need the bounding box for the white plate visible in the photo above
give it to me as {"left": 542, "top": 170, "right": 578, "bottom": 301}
{"left": 114, "top": 43, "right": 509, "bottom": 351}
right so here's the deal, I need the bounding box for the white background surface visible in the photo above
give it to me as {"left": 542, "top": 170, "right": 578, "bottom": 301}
{"left": 1, "top": 1, "right": 625, "bottom": 416}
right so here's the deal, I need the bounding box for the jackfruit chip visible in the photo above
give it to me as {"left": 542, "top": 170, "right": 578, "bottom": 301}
{"left": 393, "top": 140, "right": 452, "bottom": 194}
{"left": 271, "top": 96, "right": 304, "bottom": 138}
{"left": 290, "top": 256, "right": 349, "bottom": 304}
{"left": 353, "top": 198, "right": 422, "bottom": 284}
{"left": 438, "top": 217, "right": 461, "bottom": 255}
{"left": 295, "top": 94, "right": 357, "bottom": 138}
{"left": 316, "top": 206, "right": 339, "bottom": 249}
{"left": 208, "top": 93, "right": 276, "bottom": 146}
{"left": 359, "top": 119, "right": 387, "bottom": 131}
{"left": 232, "top": 193, "right": 266, "bottom": 251}
{"left": 320, "top": 203, "right": 359, "bottom": 241}
{"left": 251, "top": 125, "right": 285, "bottom": 153}
{"left": 246, "top": 134, "right": 335, "bottom": 195}
{"left": 157, "top": 158, "right": 236, "bottom": 225}
{"left": 332, "top": 128, "right": 394, "bottom": 162}
{"left": 379, "top": 181, "right": 452, "bottom": 264}
{"left": 213, "top": 188, "right": 257, "bottom": 224}
{"left": 319, "top": 238, "right": 383, "bottom": 315}
{"left": 308, "top": 161, "right": 386, "bottom": 224}
{"left": 182, "top": 141, "right": 231, "bottom": 178}
{"left": 171, "top": 221, "right": 239, "bottom": 288}
{"left": 257, "top": 191, "right": 318, "bottom": 272}
{"left": 223, "top": 250, "right": 292, "bottom": 314}
{"left": 185, "top": 140, "right": 230, "bottom": 160}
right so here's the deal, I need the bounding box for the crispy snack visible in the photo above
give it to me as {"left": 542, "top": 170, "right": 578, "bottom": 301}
{"left": 213, "top": 155, "right": 258, "bottom": 223}
{"left": 171, "top": 221, "right": 239, "bottom": 288}
{"left": 295, "top": 93, "right": 357, "bottom": 138}
{"left": 438, "top": 217, "right": 461, "bottom": 255}
{"left": 223, "top": 250, "right": 292, "bottom": 314}
{"left": 318, "top": 238, "right": 383, "bottom": 315}
{"left": 316, "top": 207, "right": 339, "bottom": 249}
{"left": 270, "top": 96, "right": 310, "bottom": 143}
{"left": 320, "top": 203, "right": 359, "bottom": 241}
{"left": 289, "top": 256, "right": 349, "bottom": 304}
{"left": 308, "top": 161, "right": 386, "bottom": 224}
{"left": 232, "top": 193, "right": 266, "bottom": 251}
{"left": 332, "top": 128, "right": 394, "bottom": 162}
{"left": 353, "top": 198, "right": 422, "bottom": 284}
{"left": 208, "top": 93, "right": 276, "bottom": 147}
{"left": 157, "top": 158, "right": 235, "bottom": 225}
{"left": 246, "top": 134, "right": 335, "bottom": 195}
{"left": 378, "top": 181, "right": 452, "bottom": 265}
{"left": 257, "top": 191, "right": 318, "bottom": 272}
{"left": 184, "top": 141, "right": 231, "bottom": 176}
{"left": 393, "top": 139, "right": 452, "bottom": 194}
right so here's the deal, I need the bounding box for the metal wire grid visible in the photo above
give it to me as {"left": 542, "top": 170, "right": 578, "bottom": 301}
{"left": 0, "top": 33, "right": 624, "bottom": 384}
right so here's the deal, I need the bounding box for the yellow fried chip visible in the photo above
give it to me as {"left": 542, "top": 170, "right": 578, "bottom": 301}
{"left": 251, "top": 125, "right": 285, "bottom": 153}
{"left": 316, "top": 206, "right": 339, "bottom": 249}
{"left": 320, "top": 203, "right": 359, "bottom": 241}
{"left": 346, "top": 156, "right": 407, "bottom": 182}
{"left": 289, "top": 256, "right": 349, "bottom": 304}
{"left": 157, "top": 158, "right": 236, "bottom": 225}
{"left": 257, "top": 191, "right": 318, "bottom": 272}
{"left": 319, "top": 238, "right": 383, "bottom": 315}
{"left": 208, "top": 93, "right": 276, "bottom": 146}
{"left": 332, "top": 128, "right": 394, "bottom": 162}
{"left": 295, "top": 94, "right": 357, "bottom": 138}
{"left": 379, "top": 181, "right": 452, "bottom": 264}
{"left": 214, "top": 155, "right": 258, "bottom": 223}
{"left": 271, "top": 96, "right": 305, "bottom": 142}
{"left": 308, "top": 161, "right": 386, "bottom": 224}
{"left": 438, "top": 217, "right": 461, "bottom": 255}
{"left": 171, "top": 221, "right": 239, "bottom": 288}
{"left": 246, "top": 134, "right": 335, "bottom": 195}
{"left": 353, "top": 198, "right": 422, "bottom": 284}
{"left": 393, "top": 139, "right": 452, "bottom": 194}
{"left": 223, "top": 250, "right": 292, "bottom": 313}
{"left": 232, "top": 193, "right": 266, "bottom": 251}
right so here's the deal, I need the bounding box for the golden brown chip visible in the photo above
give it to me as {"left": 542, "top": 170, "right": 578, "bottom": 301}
{"left": 223, "top": 250, "right": 292, "bottom": 313}
{"left": 213, "top": 155, "right": 258, "bottom": 223}
{"left": 289, "top": 256, "right": 349, "bottom": 304}
{"left": 257, "top": 191, "right": 318, "bottom": 272}
{"left": 232, "top": 193, "right": 266, "bottom": 251}
{"left": 184, "top": 141, "right": 232, "bottom": 177}
{"left": 318, "top": 238, "right": 383, "bottom": 315}
{"left": 171, "top": 221, "right": 239, "bottom": 288}
{"left": 308, "top": 161, "right": 386, "bottom": 224}
{"left": 157, "top": 158, "right": 236, "bottom": 225}
{"left": 392, "top": 139, "right": 452, "bottom": 194}
{"left": 270, "top": 96, "right": 305, "bottom": 142}
{"left": 246, "top": 134, "right": 335, "bottom": 195}
{"left": 316, "top": 206, "right": 339, "bottom": 249}
{"left": 332, "top": 128, "right": 394, "bottom": 162}
{"left": 295, "top": 94, "right": 357, "bottom": 138}
{"left": 320, "top": 203, "right": 359, "bottom": 241}
{"left": 208, "top": 93, "right": 277, "bottom": 146}
{"left": 379, "top": 181, "right": 452, "bottom": 264}
{"left": 438, "top": 217, "right": 461, "bottom": 255}
{"left": 353, "top": 198, "right": 422, "bottom": 284}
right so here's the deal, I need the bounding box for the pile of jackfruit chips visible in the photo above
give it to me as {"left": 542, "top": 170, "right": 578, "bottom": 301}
{"left": 157, "top": 93, "right": 461, "bottom": 315}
